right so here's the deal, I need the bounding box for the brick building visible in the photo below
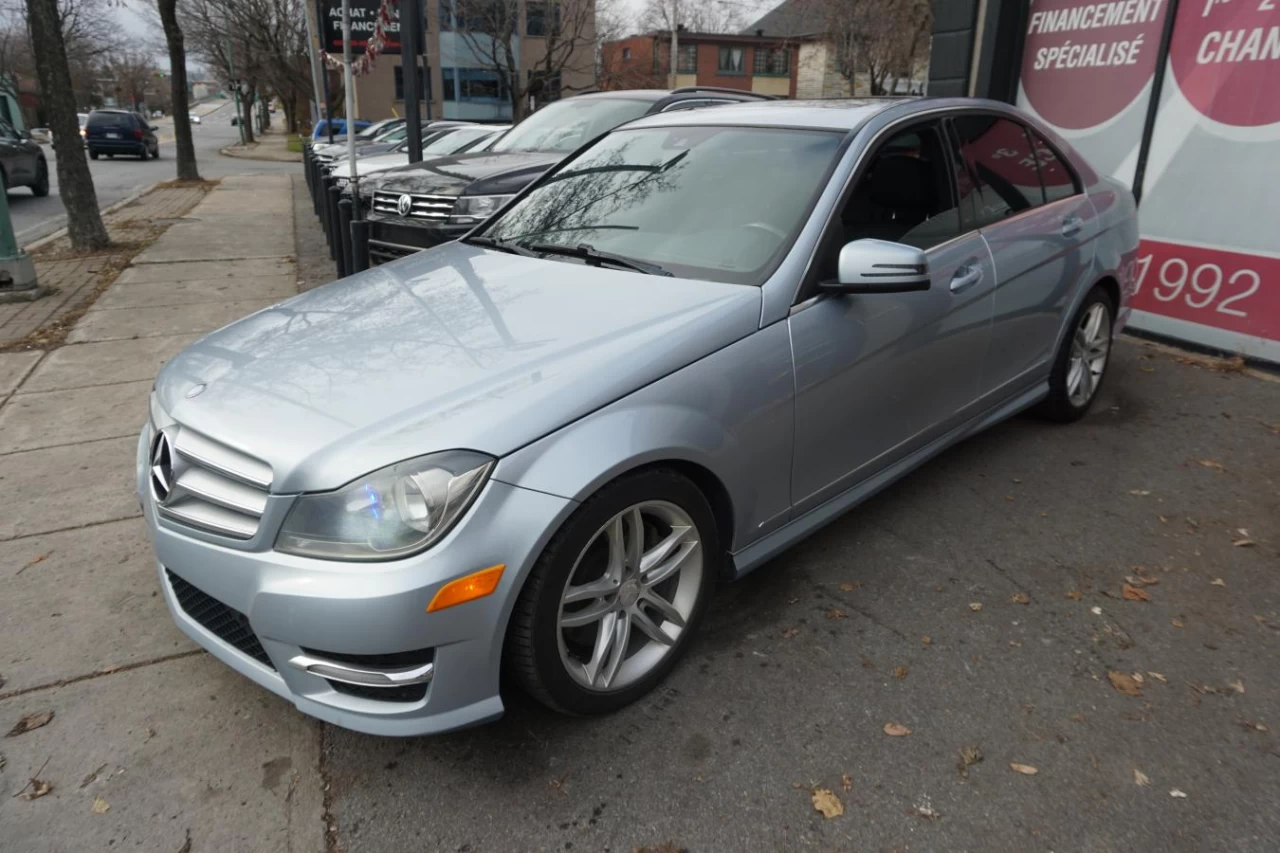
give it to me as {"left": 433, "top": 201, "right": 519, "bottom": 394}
{"left": 600, "top": 30, "right": 798, "bottom": 98}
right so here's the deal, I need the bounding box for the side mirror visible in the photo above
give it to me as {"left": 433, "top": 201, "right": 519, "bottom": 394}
{"left": 820, "top": 239, "right": 930, "bottom": 294}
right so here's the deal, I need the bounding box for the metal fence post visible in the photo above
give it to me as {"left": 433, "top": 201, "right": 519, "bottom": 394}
{"left": 326, "top": 181, "right": 340, "bottom": 260}
{"left": 350, "top": 217, "right": 370, "bottom": 273}
{"left": 337, "top": 196, "right": 353, "bottom": 277}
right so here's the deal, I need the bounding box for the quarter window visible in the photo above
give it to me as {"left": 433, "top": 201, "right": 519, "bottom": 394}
{"left": 949, "top": 115, "right": 1044, "bottom": 227}
{"left": 1027, "top": 128, "right": 1081, "bottom": 204}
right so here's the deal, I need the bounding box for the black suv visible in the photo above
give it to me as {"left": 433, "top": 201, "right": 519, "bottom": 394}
{"left": 360, "top": 87, "right": 773, "bottom": 265}
{"left": 85, "top": 109, "right": 160, "bottom": 160}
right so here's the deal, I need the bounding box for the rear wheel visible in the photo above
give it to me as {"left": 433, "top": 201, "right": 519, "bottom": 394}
{"left": 505, "top": 468, "right": 718, "bottom": 715}
{"left": 89, "top": 150, "right": 99, "bottom": 160}
{"left": 32, "top": 159, "right": 49, "bottom": 197}
{"left": 1034, "top": 286, "right": 1115, "bottom": 422}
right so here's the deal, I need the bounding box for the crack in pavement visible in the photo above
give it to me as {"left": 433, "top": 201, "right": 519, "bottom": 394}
{"left": 0, "top": 649, "right": 204, "bottom": 701}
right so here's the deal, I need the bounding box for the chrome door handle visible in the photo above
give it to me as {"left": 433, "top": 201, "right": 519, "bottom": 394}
{"left": 949, "top": 265, "right": 983, "bottom": 294}
{"left": 1061, "top": 216, "right": 1083, "bottom": 237}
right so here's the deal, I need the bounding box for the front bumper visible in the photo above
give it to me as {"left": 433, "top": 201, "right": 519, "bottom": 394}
{"left": 136, "top": 428, "right": 574, "bottom": 736}
{"left": 365, "top": 216, "right": 469, "bottom": 265}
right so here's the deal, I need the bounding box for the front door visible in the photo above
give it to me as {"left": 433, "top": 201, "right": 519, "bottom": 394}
{"left": 948, "top": 115, "right": 1097, "bottom": 397}
{"left": 788, "top": 120, "right": 997, "bottom": 514}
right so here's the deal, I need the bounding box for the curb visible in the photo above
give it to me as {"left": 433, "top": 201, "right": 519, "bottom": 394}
{"left": 22, "top": 184, "right": 157, "bottom": 253}
{"left": 219, "top": 142, "right": 302, "bottom": 163}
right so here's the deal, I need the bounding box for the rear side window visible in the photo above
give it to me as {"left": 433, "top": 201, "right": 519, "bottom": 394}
{"left": 1027, "top": 129, "right": 1080, "bottom": 204}
{"left": 948, "top": 115, "right": 1044, "bottom": 228}
{"left": 88, "top": 112, "right": 131, "bottom": 128}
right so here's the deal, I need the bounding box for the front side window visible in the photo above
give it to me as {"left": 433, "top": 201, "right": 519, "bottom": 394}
{"left": 480, "top": 125, "right": 843, "bottom": 284}
{"left": 718, "top": 47, "right": 745, "bottom": 73}
{"left": 836, "top": 123, "right": 963, "bottom": 253}
{"left": 488, "top": 96, "right": 652, "bottom": 153}
{"left": 949, "top": 115, "right": 1045, "bottom": 227}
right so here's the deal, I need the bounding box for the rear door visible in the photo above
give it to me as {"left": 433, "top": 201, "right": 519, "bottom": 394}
{"left": 787, "top": 119, "right": 997, "bottom": 513}
{"left": 948, "top": 114, "right": 1098, "bottom": 398}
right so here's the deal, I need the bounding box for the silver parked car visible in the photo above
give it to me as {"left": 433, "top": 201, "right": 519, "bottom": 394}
{"left": 139, "top": 98, "right": 1138, "bottom": 736}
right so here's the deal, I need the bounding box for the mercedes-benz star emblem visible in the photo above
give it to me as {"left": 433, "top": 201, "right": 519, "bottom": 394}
{"left": 150, "top": 431, "right": 175, "bottom": 504}
{"left": 185, "top": 383, "right": 206, "bottom": 399}
{"left": 396, "top": 193, "right": 413, "bottom": 217}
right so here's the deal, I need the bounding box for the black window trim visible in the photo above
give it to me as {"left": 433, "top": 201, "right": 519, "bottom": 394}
{"left": 794, "top": 111, "right": 978, "bottom": 307}
{"left": 1023, "top": 122, "right": 1083, "bottom": 201}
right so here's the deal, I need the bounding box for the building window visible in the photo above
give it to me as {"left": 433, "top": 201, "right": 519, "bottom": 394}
{"left": 443, "top": 67, "right": 456, "bottom": 100}
{"left": 622, "top": 47, "right": 631, "bottom": 61}
{"left": 440, "top": 0, "right": 515, "bottom": 34}
{"left": 717, "top": 46, "right": 745, "bottom": 74}
{"left": 677, "top": 44, "right": 697, "bottom": 73}
{"left": 443, "top": 67, "right": 505, "bottom": 102}
{"left": 526, "top": 1, "right": 559, "bottom": 36}
{"left": 752, "top": 47, "right": 789, "bottom": 75}
{"left": 394, "top": 64, "right": 430, "bottom": 101}
{"left": 527, "top": 70, "right": 561, "bottom": 108}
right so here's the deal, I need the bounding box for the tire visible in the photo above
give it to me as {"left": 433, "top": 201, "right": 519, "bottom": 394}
{"left": 151, "top": 143, "right": 160, "bottom": 160}
{"left": 89, "top": 150, "right": 99, "bottom": 160}
{"left": 505, "top": 468, "right": 719, "bottom": 715}
{"left": 32, "top": 159, "right": 49, "bottom": 197}
{"left": 0, "top": 167, "right": 7, "bottom": 193}
{"left": 1034, "top": 285, "right": 1116, "bottom": 422}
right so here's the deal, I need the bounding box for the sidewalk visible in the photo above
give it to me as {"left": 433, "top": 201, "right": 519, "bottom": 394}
{"left": 0, "top": 174, "right": 320, "bottom": 852}
{"left": 220, "top": 129, "right": 302, "bottom": 163}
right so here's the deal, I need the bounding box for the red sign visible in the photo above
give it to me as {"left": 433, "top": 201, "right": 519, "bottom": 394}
{"left": 1129, "top": 238, "right": 1278, "bottom": 340}
{"left": 1021, "top": 0, "right": 1169, "bottom": 129}
{"left": 1169, "top": 0, "right": 1280, "bottom": 127}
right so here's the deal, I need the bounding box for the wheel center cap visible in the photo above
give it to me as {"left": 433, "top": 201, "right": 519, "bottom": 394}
{"left": 619, "top": 579, "right": 640, "bottom": 608}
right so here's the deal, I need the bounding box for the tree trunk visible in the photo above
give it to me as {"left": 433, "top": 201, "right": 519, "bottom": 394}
{"left": 239, "top": 91, "right": 255, "bottom": 143}
{"left": 284, "top": 94, "right": 298, "bottom": 133}
{"left": 25, "top": 0, "right": 109, "bottom": 251}
{"left": 157, "top": 0, "right": 200, "bottom": 181}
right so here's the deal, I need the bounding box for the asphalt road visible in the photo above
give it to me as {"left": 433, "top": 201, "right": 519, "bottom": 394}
{"left": 8, "top": 100, "right": 297, "bottom": 247}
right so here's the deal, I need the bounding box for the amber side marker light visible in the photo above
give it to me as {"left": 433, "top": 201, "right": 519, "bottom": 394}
{"left": 427, "top": 564, "right": 506, "bottom": 613}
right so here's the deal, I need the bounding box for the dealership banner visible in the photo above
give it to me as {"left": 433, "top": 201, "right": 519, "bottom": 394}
{"left": 1018, "top": 0, "right": 1280, "bottom": 363}
{"left": 322, "top": 0, "right": 401, "bottom": 55}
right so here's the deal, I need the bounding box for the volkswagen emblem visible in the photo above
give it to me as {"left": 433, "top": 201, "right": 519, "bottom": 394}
{"left": 185, "top": 383, "right": 206, "bottom": 399}
{"left": 396, "top": 193, "right": 413, "bottom": 217}
{"left": 150, "top": 431, "right": 175, "bottom": 504}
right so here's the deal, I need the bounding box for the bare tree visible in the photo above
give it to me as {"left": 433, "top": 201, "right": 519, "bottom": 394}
{"left": 637, "top": 0, "right": 749, "bottom": 34}
{"left": 156, "top": 0, "right": 200, "bottom": 179}
{"left": 449, "top": 0, "right": 596, "bottom": 122}
{"left": 798, "top": 0, "right": 930, "bottom": 95}
{"left": 25, "top": 0, "right": 109, "bottom": 249}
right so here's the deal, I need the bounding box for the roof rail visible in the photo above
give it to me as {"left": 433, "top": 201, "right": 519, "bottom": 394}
{"left": 669, "top": 86, "right": 776, "bottom": 101}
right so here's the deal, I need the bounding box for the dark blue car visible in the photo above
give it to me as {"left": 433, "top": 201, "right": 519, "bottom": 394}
{"left": 85, "top": 109, "right": 160, "bottom": 160}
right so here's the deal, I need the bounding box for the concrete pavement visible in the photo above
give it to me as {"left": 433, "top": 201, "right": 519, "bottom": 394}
{"left": 2, "top": 168, "right": 1279, "bottom": 852}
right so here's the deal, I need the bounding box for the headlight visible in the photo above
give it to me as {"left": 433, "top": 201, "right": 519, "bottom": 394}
{"left": 275, "top": 451, "right": 494, "bottom": 561}
{"left": 449, "top": 194, "right": 513, "bottom": 225}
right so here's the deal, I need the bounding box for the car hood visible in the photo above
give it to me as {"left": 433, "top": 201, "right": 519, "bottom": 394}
{"left": 368, "top": 150, "right": 564, "bottom": 198}
{"left": 154, "top": 241, "right": 761, "bottom": 493}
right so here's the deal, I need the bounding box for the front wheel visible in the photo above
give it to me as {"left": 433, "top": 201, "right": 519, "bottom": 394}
{"left": 505, "top": 469, "right": 718, "bottom": 715}
{"left": 32, "top": 159, "right": 49, "bottom": 197}
{"left": 1034, "top": 286, "right": 1115, "bottom": 422}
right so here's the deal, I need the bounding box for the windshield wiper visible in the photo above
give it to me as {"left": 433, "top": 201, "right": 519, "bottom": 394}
{"left": 465, "top": 235, "right": 539, "bottom": 257}
{"left": 522, "top": 242, "right": 672, "bottom": 277}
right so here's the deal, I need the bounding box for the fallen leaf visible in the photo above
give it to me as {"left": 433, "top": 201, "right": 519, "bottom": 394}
{"left": 1129, "top": 489, "right": 1152, "bottom": 496}
{"left": 838, "top": 582, "right": 856, "bottom": 592}
{"left": 6, "top": 710, "right": 54, "bottom": 738}
{"left": 779, "top": 627, "right": 800, "bottom": 639}
{"left": 920, "top": 635, "right": 932, "bottom": 646}
{"left": 1122, "top": 583, "right": 1151, "bottom": 602}
{"left": 841, "top": 773, "right": 852, "bottom": 791}
{"left": 1238, "top": 720, "right": 1268, "bottom": 732}
{"left": 1211, "top": 578, "right": 1226, "bottom": 587}
{"left": 1232, "top": 530, "right": 1255, "bottom": 547}
{"left": 1197, "top": 459, "right": 1225, "bottom": 473}
{"left": 79, "top": 763, "right": 108, "bottom": 788}
{"left": 1011, "top": 592, "right": 1030, "bottom": 605}
{"left": 1170, "top": 788, "right": 1188, "bottom": 798}
{"left": 1069, "top": 712, "right": 1086, "bottom": 723}
{"left": 883, "top": 722, "right": 911, "bottom": 737}
{"left": 91, "top": 796, "right": 110, "bottom": 814}
{"left": 1229, "top": 679, "right": 1245, "bottom": 694}
{"left": 1009, "top": 762, "right": 1038, "bottom": 775}
{"left": 811, "top": 787, "right": 844, "bottom": 819}
{"left": 1128, "top": 572, "right": 1159, "bottom": 586}
{"left": 1066, "top": 589, "right": 1083, "bottom": 600}
{"left": 1004, "top": 494, "right": 1015, "bottom": 502}
{"left": 957, "top": 745, "right": 983, "bottom": 778}
{"left": 892, "top": 666, "right": 908, "bottom": 680}
{"left": 1172, "top": 619, "right": 1185, "bottom": 628}
{"left": 1108, "top": 671, "right": 1144, "bottom": 696}
{"left": 1133, "top": 768, "right": 1151, "bottom": 786}
{"left": 916, "top": 804, "right": 940, "bottom": 820}
{"left": 1138, "top": 365, "right": 1155, "bottom": 373}
{"left": 18, "top": 778, "right": 52, "bottom": 800}
{"left": 825, "top": 608, "right": 848, "bottom": 620}
{"left": 969, "top": 602, "right": 983, "bottom": 612}
{"left": 1147, "top": 672, "right": 1168, "bottom": 683}
{"left": 1159, "top": 515, "right": 1168, "bottom": 523}
{"left": 1091, "top": 606, "right": 1103, "bottom": 615}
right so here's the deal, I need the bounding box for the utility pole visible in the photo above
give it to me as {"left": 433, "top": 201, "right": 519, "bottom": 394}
{"left": 224, "top": 5, "right": 245, "bottom": 145}
{"left": 302, "top": 0, "right": 326, "bottom": 130}
{"left": 341, "top": 0, "right": 357, "bottom": 174}
{"left": 401, "top": 0, "right": 424, "bottom": 162}
{"left": 669, "top": 0, "right": 679, "bottom": 88}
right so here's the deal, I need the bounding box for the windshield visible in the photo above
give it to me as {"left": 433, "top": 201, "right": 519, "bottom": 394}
{"left": 480, "top": 126, "right": 842, "bottom": 284}
{"left": 489, "top": 98, "right": 653, "bottom": 154}
{"left": 424, "top": 126, "right": 496, "bottom": 154}
{"left": 358, "top": 120, "right": 395, "bottom": 139}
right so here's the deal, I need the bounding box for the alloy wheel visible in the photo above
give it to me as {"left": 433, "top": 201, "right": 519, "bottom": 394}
{"left": 1066, "top": 302, "right": 1110, "bottom": 407}
{"left": 557, "top": 501, "right": 703, "bottom": 692}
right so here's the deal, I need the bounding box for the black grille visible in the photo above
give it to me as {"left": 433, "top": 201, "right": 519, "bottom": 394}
{"left": 367, "top": 239, "right": 419, "bottom": 266}
{"left": 166, "top": 570, "right": 274, "bottom": 670}
{"left": 329, "top": 680, "right": 428, "bottom": 703}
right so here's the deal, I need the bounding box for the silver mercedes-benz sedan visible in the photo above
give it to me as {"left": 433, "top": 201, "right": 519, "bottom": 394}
{"left": 139, "top": 98, "right": 1138, "bottom": 736}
